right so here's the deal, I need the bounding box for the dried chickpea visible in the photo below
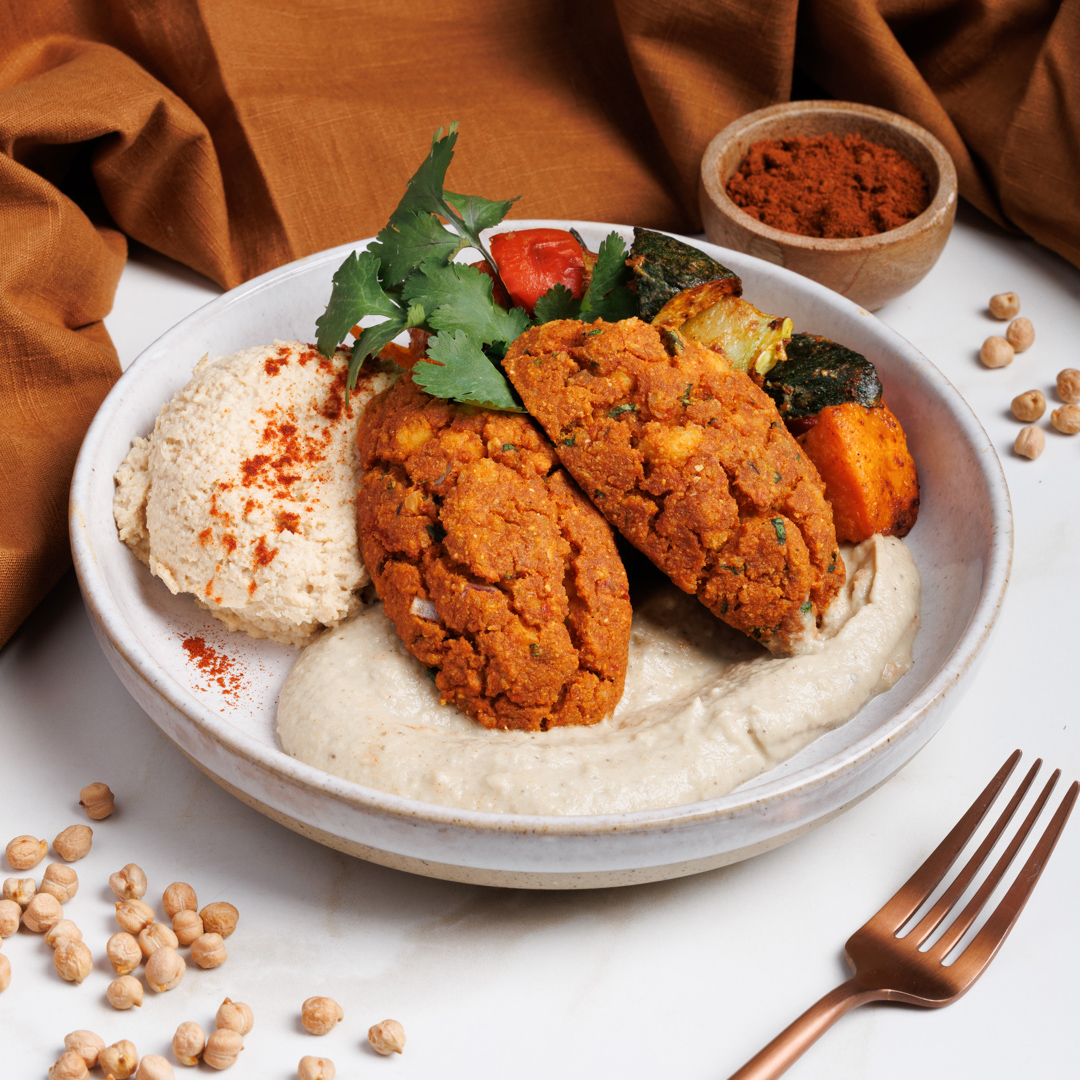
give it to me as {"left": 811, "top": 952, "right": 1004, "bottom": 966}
{"left": 172, "top": 1021, "right": 206, "bottom": 1066}
{"left": 49, "top": 1051, "right": 90, "bottom": 1080}
{"left": 200, "top": 902, "right": 239, "bottom": 938}
{"left": 1051, "top": 405, "right": 1080, "bottom": 434}
{"left": 172, "top": 909, "right": 203, "bottom": 946}
{"left": 41, "top": 863, "right": 80, "bottom": 904}
{"left": 145, "top": 945, "right": 186, "bottom": 992}
{"left": 22, "top": 891, "right": 63, "bottom": 932}
{"left": 190, "top": 932, "right": 227, "bottom": 969}
{"left": 0, "top": 952, "right": 10, "bottom": 992}
{"left": 99, "top": 1040, "right": 140, "bottom": 1080}
{"left": 301, "top": 996, "right": 343, "bottom": 1035}
{"left": 298, "top": 1056, "right": 335, "bottom": 1080}
{"left": 0, "top": 898, "right": 21, "bottom": 936}
{"left": 1057, "top": 368, "right": 1080, "bottom": 404}
{"left": 215, "top": 997, "right": 255, "bottom": 1035}
{"left": 367, "top": 1019, "right": 406, "bottom": 1056}
{"left": 979, "top": 336, "right": 1014, "bottom": 368}
{"left": 136, "top": 1055, "right": 175, "bottom": 1080}
{"left": 6, "top": 834, "right": 47, "bottom": 870}
{"left": 989, "top": 291, "right": 1020, "bottom": 319}
{"left": 1006, "top": 316, "right": 1034, "bottom": 352}
{"left": 107, "top": 974, "right": 144, "bottom": 1010}
{"left": 54, "top": 940, "right": 93, "bottom": 984}
{"left": 79, "top": 781, "right": 116, "bottom": 820}
{"left": 3, "top": 876, "right": 36, "bottom": 907}
{"left": 53, "top": 825, "right": 93, "bottom": 862}
{"left": 110, "top": 863, "right": 148, "bottom": 901}
{"left": 45, "top": 919, "right": 83, "bottom": 950}
{"left": 115, "top": 898, "right": 156, "bottom": 934}
{"left": 139, "top": 922, "right": 180, "bottom": 958}
{"left": 1014, "top": 425, "right": 1045, "bottom": 459}
{"left": 64, "top": 1030, "right": 106, "bottom": 1069}
{"left": 107, "top": 931, "right": 142, "bottom": 975}
{"left": 162, "top": 882, "right": 197, "bottom": 918}
{"left": 202, "top": 1029, "right": 243, "bottom": 1070}
{"left": 1011, "top": 389, "right": 1046, "bottom": 422}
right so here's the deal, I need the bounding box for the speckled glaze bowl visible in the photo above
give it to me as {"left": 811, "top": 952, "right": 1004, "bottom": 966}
{"left": 700, "top": 101, "right": 958, "bottom": 311}
{"left": 70, "top": 222, "right": 1010, "bottom": 889}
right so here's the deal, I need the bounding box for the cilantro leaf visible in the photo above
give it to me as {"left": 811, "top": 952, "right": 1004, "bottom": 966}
{"left": 369, "top": 210, "right": 467, "bottom": 288}
{"left": 403, "top": 261, "right": 529, "bottom": 346}
{"left": 580, "top": 231, "right": 636, "bottom": 321}
{"left": 347, "top": 316, "right": 407, "bottom": 386}
{"left": 533, "top": 283, "right": 582, "bottom": 323}
{"left": 315, "top": 250, "right": 402, "bottom": 358}
{"left": 445, "top": 191, "right": 519, "bottom": 236}
{"left": 413, "top": 331, "right": 525, "bottom": 411}
{"left": 393, "top": 123, "right": 460, "bottom": 219}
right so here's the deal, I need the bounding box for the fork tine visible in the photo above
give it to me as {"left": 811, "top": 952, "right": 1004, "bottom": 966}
{"left": 905, "top": 758, "right": 1042, "bottom": 948}
{"left": 947, "top": 779, "right": 1078, "bottom": 986}
{"left": 927, "top": 767, "right": 1058, "bottom": 961}
{"left": 874, "top": 749, "right": 1022, "bottom": 930}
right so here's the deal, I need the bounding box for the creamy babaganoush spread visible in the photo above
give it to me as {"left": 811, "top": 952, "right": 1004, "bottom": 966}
{"left": 278, "top": 534, "right": 920, "bottom": 814}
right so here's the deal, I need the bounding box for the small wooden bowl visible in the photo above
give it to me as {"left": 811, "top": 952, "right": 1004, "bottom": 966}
{"left": 699, "top": 101, "right": 957, "bottom": 311}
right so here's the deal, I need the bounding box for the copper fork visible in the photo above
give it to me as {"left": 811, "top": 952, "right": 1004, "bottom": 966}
{"left": 727, "top": 750, "right": 1078, "bottom": 1080}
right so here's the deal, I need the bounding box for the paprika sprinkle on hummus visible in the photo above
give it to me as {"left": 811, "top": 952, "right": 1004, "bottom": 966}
{"left": 726, "top": 133, "right": 929, "bottom": 239}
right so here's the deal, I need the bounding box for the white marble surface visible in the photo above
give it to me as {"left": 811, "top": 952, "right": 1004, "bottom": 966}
{"left": 2, "top": 212, "right": 1078, "bottom": 1078}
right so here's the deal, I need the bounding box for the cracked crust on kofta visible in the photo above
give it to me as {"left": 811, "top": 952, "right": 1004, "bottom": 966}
{"left": 502, "top": 318, "right": 845, "bottom": 652}
{"left": 356, "top": 373, "right": 631, "bottom": 731}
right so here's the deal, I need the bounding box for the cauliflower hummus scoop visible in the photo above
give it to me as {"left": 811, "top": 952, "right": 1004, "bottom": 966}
{"left": 114, "top": 340, "right": 395, "bottom": 647}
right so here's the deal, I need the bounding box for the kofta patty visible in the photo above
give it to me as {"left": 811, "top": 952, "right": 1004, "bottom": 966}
{"left": 502, "top": 318, "right": 844, "bottom": 653}
{"left": 356, "top": 373, "right": 632, "bottom": 731}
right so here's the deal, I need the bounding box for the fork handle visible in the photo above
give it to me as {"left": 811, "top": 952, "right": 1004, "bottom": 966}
{"left": 726, "top": 977, "right": 886, "bottom": 1080}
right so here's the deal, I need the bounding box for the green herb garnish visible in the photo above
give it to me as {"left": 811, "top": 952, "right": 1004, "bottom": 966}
{"left": 608, "top": 403, "right": 637, "bottom": 419}
{"left": 771, "top": 518, "right": 786, "bottom": 544}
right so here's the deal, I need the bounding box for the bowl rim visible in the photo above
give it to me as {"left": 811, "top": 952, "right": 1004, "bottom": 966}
{"left": 70, "top": 222, "right": 1011, "bottom": 839}
{"left": 700, "top": 99, "right": 959, "bottom": 252}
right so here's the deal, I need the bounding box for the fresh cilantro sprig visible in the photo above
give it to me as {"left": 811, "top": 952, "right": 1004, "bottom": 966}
{"left": 532, "top": 231, "right": 635, "bottom": 324}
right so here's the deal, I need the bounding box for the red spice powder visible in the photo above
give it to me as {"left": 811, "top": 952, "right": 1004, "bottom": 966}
{"left": 181, "top": 635, "right": 245, "bottom": 700}
{"left": 725, "top": 133, "right": 930, "bottom": 239}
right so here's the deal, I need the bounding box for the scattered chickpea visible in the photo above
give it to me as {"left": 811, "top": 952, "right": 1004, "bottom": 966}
{"left": 107, "top": 974, "right": 145, "bottom": 1010}
{"left": 172, "top": 909, "right": 203, "bottom": 946}
{"left": 979, "top": 336, "right": 1014, "bottom": 368}
{"left": 6, "top": 834, "right": 47, "bottom": 870}
{"left": 1005, "top": 317, "right": 1034, "bottom": 352}
{"left": 79, "top": 781, "right": 116, "bottom": 820}
{"left": 162, "top": 882, "right": 198, "bottom": 918}
{"left": 139, "top": 922, "right": 180, "bottom": 958}
{"left": 988, "top": 292, "right": 1020, "bottom": 319}
{"left": 145, "top": 946, "right": 186, "bottom": 992}
{"left": 22, "top": 891, "right": 63, "bottom": 933}
{"left": 110, "top": 863, "right": 148, "bottom": 901}
{"left": 200, "top": 902, "right": 239, "bottom": 938}
{"left": 99, "top": 1040, "right": 140, "bottom": 1080}
{"left": 64, "top": 1030, "right": 106, "bottom": 1069}
{"left": 1011, "top": 389, "right": 1046, "bottom": 422}
{"left": 45, "top": 919, "right": 83, "bottom": 950}
{"left": 136, "top": 1055, "right": 175, "bottom": 1080}
{"left": 0, "top": 899, "right": 21, "bottom": 936}
{"left": 0, "top": 952, "right": 10, "bottom": 992}
{"left": 53, "top": 825, "right": 93, "bottom": 863}
{"left": 1057, "top": 368, "right": 1080, "bottom": 404}
{"left": 3, "top": 876, "right": 36, "bottom": 907}
{"left": 49, "top": 1050, "right": 89, "bottom": 1080}
{"left": 115, "top": 898, "right": 156, "bottom": 934}
{"left": 367, "top": 1019, "right": 406, "bottom": 1056}
{"left": 190, "top": 932, "right": 227, "bottom": 969}
{"left": 54, "top": 940, "right": 94, "bottom": 984}
{"left": 107, "top": 931, "right": 142, "bottom": 975}
{"left": 41, "top": 863, "right": 80, "bottom": 904}
{"left": 298, "top": 1056, "right": 335, "bottom": 1080}
{"left": 172, "top": 1021, "right": 207, "bottom": 1066}
{"left": 215, "top": 998, "right": 255, "bottom": 1035}
{"left": 1051, "top": 405, "right": 1080, "bottom": 434}
{"left": 301, "top": 996, "right": 344, "bottom": 1036}
{"left": 1014, "top": 425, "right": 1045, "bottom": 460}
{"left": 202, "top": 1029, "right": 243, "bottom": 1070}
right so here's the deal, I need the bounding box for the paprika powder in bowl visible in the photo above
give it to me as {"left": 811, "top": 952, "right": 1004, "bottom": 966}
{"left": 699, "top": 100, "right": 957, "bottom": 310}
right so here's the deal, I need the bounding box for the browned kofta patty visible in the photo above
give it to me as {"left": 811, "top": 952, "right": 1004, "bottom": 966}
{"left": 502, "top": 318, "right": 845, "bottom": 653}
{"left": 356, "top": 373, "right": 632, "bottom": 731}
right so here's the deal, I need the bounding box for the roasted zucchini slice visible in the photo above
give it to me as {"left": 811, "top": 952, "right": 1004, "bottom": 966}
{"left": 760, "top": 333, "right": 883, "bottom": 420}
{"left": 628, "top": 228, "right": 741, "bottom": 321}
{"left": 678, "top": 295, "right": 793, "bottom": 376}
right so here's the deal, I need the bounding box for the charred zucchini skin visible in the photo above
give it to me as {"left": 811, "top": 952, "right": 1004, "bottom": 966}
{"left": 629, "top": 228, "right": 741, "bottom": 321}
{"left": 761, "top": 333, "right": 883, "bottom": 420}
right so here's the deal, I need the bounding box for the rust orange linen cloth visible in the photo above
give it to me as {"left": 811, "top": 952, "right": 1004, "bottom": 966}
{"left": 1, "top": 0, "right": 1078, "bottom": 648}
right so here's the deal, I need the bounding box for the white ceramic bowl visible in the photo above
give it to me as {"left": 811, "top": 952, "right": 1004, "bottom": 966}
{"left": 70, "top": 222, "right": 1011, "bottom": 889}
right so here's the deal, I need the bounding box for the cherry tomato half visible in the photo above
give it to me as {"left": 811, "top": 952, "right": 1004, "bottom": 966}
{"left": 489, "top": 229, "right": 586, "bottom": 315}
